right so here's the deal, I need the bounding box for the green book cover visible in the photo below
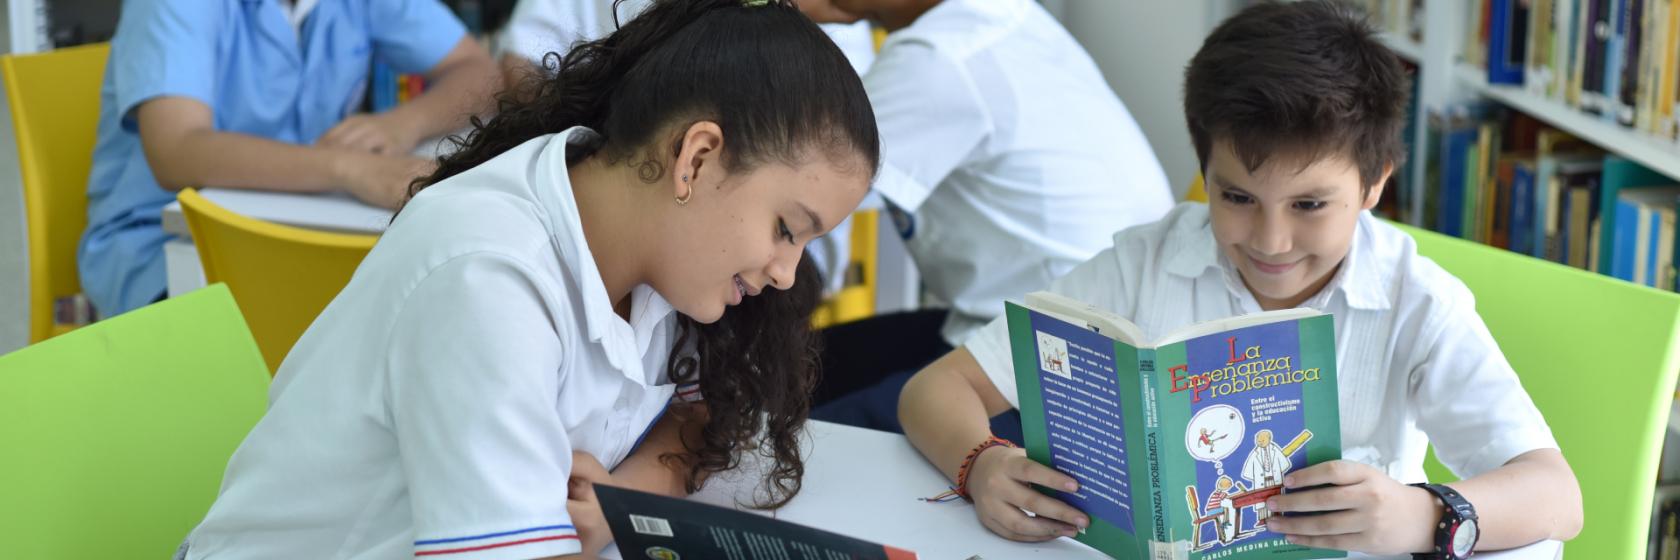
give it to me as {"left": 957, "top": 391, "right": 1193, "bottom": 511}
{"left": 1007, "top": 292, "right": 1342, "bottom": 560}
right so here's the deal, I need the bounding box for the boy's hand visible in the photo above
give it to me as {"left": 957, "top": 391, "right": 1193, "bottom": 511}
{"left": 318, "top": 113, "right": 419, "bottom": 156}
{"left": 1264, "top": 460, "right": 1441, "bottom": 555}
{"left": 966, "top": 446, "right": 1090, "bottom": 542}
{"left": 336, "top": 154, "right": 435, "bottom": 209}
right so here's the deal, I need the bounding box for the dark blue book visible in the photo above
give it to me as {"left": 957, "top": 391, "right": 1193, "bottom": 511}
{"left": 1438, "top": 120, "right": 1478, "bottom": 238}
{"left": 1510, "top": 162, "right": 1538, "bottom": 255}
{"left": 1488, "top": 0, "right": 1530, "bottom": 84}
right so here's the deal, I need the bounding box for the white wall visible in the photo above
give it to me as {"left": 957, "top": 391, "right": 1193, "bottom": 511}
{"left": 0, "top": 0, "right": 45, "bottom": 355}
{"left": 1058, "top": 1, "right": 1226, "bottom": 199}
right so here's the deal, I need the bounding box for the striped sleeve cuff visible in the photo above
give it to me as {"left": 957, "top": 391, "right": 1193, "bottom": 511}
{"left": 414, "top": 524, "right": 580, "bottom": 558}
{"left": 673, "top": 382, "right": 704, "bottom": 403}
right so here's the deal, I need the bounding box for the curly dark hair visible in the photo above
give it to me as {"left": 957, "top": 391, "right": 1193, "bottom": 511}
{"left": 401, "top": 0, "right": 879, "bottom": 509}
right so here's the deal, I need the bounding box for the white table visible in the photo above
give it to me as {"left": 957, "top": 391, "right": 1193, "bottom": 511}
{"left": 612, "top": 421, "right": 1563, "bottom": 560}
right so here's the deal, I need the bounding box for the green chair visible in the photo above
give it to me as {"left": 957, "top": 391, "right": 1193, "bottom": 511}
{"left": 1398, "top": 224, "right": 1680, "bottom": 559}
{"left": 0, "top": 284, "right": 270, "bottom": 559}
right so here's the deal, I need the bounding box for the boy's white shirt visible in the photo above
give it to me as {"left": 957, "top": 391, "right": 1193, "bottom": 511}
{"left": 866, "top": 0, "right": 1174, "bottom": 345}
{"left": 965, "top": 203, "right": 1559, "bottom": 484}
{"left": 184, "top": 128, "right": 682, "bottom": 560}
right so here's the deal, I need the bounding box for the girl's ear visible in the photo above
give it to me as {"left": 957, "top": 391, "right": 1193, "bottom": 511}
{"left": 672, "top": 121, "right": 725, "bottom": 203}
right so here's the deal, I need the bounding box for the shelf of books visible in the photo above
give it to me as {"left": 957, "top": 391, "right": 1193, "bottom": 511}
{"left": 1349, "top": 0, "right": 1680, "bottom": 556}
{"left": 1393, "top": 0, "right": 1680, "bottom": 299}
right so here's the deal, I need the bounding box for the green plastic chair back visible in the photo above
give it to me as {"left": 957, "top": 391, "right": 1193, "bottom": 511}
{"left": 1397, "top": 223, "right": 1680, "bottom": 559}
{"left": 0, "top": 284, "right": 270, "bottom": 559}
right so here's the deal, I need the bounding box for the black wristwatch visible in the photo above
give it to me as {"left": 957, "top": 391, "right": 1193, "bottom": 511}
{"left": 1411, "top": 483, "right": 1479, "bottom": 559}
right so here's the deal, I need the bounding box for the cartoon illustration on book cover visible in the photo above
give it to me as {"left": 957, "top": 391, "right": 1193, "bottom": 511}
{"left": 1036, "top": 331, "right": 1070, "bottom": 380}
{"left": 1176, "top": 325, "right": 1320, "bottom": 554}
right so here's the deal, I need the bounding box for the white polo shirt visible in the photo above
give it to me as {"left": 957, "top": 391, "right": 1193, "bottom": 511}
{"left": 184, "top": 127, "right": 684, "bottom": 560}
{"left": 966, "top": 203, "right": 1560, "bottom": 483}
{"left": 497, "top": 0, "right": 876, "bottom": 74}
{"left": 868, "top": 0, "right": 1174, "bottom": 345}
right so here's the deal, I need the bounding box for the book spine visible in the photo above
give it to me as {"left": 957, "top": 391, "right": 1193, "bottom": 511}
{"left": 1618, "top": 0, "right": 1644, "bottom": 125}
{"left": 1135, "top": 348, "right": 1171, "bottom": 553}
{"left": 1614, "top": 196, "right": 1641, "bottom": 280}
{"left": 1489, "top": 0, "right": 1523, "bottom": 84}
{"left": 1648, "top": 205, "right": 1664, "bottom": 285}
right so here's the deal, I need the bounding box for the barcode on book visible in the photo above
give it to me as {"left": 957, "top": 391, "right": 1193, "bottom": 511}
{"left": 629, "top": 514, "right": 673, "bottom": 537}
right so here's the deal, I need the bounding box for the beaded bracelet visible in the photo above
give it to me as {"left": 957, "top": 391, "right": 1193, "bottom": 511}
{"left": 954, "top": 435, "right": 1018, "bottom": 501}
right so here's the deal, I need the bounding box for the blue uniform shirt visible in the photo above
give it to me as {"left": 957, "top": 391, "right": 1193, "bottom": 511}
{"left": 79, "top": 0, "right": 465, "bottom": 316}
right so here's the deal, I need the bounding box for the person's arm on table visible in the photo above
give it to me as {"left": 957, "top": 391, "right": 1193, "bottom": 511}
{"left": 899, "top": 348, "right": 1089, "bottom": 542}
{"left": 319, "top": 37, "right": 498, "bottom": 156}
{"left": 137, "top": 97, "right": 432, "bottom": 209}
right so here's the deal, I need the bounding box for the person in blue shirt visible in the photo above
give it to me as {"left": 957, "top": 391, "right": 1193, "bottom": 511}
{"left": 79, "top": 0, "right": 498, "bottom": 317}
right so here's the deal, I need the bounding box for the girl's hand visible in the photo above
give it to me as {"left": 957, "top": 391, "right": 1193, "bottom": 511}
{"left": 565, "top": 482, "right": 611, "bottom": 556}
{"left": 1264, "top": 460, "right": 1440, "bottom": 555}
{"left": 965, "top": 446, "right": 1090, "bottom": 542}
{"left": 570, "top": 451, "right": 613, "bottom": 486}
{"left": 318, "top": 113, "right": 418, "bottom": 155}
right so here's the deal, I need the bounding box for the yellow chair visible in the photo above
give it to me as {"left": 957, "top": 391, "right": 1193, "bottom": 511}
{"left": 1, "top": 43, "right": 109, "bottom": 342}
{"left": 1186, "top": 173, "right": 1209, "bottom": 203}
{"left": 177, "top": 188, "right": 378, "bottom": 372}
{"left": 811, "top": 209, "right": 879, "bottom": 329}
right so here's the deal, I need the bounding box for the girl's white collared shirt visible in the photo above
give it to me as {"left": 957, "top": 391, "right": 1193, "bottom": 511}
{"left": 966, "top": 203, "right": 1558, "bottom": 484}
{"left": 185, "top": 127, "right": 682, "bottom": 560}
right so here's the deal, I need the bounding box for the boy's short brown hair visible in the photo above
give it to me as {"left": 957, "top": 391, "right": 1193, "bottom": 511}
{"left": 1183, "top": 0, "right": 1411, "bottom": 191}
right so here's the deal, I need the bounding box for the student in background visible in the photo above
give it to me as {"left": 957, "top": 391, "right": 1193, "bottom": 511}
{"left": 796, "top": 0, "right": 1175, "bottom": 432}
{"left": 896, "top": 2, "right": 1582, "bottom": 555}
{"left": 497, "top": 0, "right": 878, "bottom": 296}
{"left": 178, "top": 1, "right": 878, "bottom": 558}
{"left": 78, "top": 0, "right": 498, "bottom": 318}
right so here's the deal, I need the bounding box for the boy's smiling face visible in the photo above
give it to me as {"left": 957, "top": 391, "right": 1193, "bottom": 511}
{"left": 1205, "top": 139, "right": 1389, "bottom": 311}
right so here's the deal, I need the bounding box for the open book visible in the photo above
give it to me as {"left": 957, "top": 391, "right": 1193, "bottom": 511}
{"left": 597, "top": 485, "right": 917, "bottom": 560}
{"left": 1006, "top": 292, "right": 1343, "bottom": 560}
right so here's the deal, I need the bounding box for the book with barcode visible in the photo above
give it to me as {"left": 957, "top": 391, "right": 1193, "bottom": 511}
{"left": 595, "top": 485, "right": 917, "bottom": 560}
{"left": 1006, "top": 292, "right": 1343, "bottom": 560}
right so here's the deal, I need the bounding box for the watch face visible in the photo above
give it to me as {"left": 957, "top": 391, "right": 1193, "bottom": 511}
{"left": 1451, "top": 519, "right": 1479, "bottom": 556}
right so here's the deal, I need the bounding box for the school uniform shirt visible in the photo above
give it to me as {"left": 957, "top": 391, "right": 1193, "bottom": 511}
{"left": 867, "top": 0, "right": 1174, "bottom": 346}
{"left": 183, "top": 127, "right": 685, "bottom": 560}
{"left": 965, "top": 203, "right": 1560, "bottom": 483}
{"left": 497, "top": 0, "right": 877, "bottom": 75}
{"left": 78, "top": 0, "right": 466, "bottom": 317}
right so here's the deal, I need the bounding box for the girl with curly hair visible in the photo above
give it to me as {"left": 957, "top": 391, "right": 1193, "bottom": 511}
{"left": 177, "top": 1, "right": 879, "bottom": 558}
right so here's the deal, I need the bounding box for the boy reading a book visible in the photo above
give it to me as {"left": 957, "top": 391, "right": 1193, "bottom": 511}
{"left": 897, "top": 1, "right": 1582, "bottom": 556}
